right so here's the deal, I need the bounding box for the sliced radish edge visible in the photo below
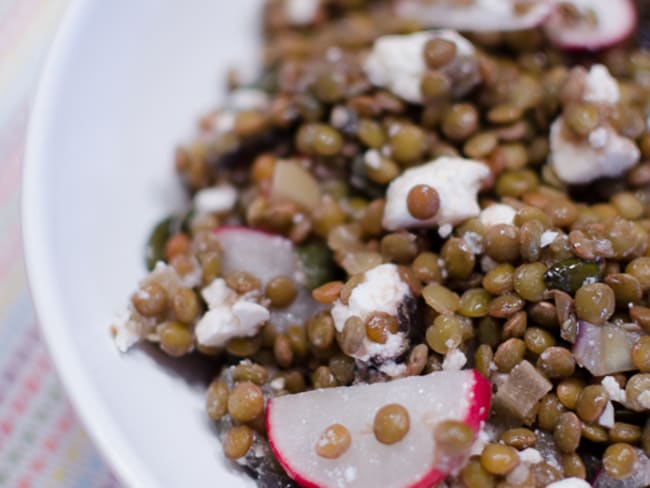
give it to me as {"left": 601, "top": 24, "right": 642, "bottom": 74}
{"left": 395, "top": 0, "right": 553, "bottom": 32}
{"left": 266, "top": 370, "right": 491, "bottom": 488}
{"left": 544, "top": 0, "right": 638, "bottom": 51}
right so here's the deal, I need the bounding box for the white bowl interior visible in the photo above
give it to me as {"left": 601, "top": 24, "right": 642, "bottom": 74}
{"left": 23, "top": 1, "right": 263, "bottom": 486}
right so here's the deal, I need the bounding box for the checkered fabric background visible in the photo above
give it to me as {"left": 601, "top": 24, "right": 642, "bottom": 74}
{"left": 0, "top": 1, "right": 120, "bottom": 486}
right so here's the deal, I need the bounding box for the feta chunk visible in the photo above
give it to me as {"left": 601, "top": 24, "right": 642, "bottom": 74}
{"left": 598, "top": 401, "right": 615, "bottom": 428}
{"left": 549, "top": 118, "right": 640, "bottom": 185}
{"left": 442, "top": 348, "right": 467, "bottom": 371}
{"left": 518, "top": 448, "right": 543, "bottom": 465}
{"left": 382, "top": 156, "right": 490, "bottom": 231}
{"left": 111, "top": 262, "right": 197, "bottom": 352}
{"left": 540, "top": 230, "right": 560, "bottom": 248}
{"left": 201, "top": 278, "right": 237, "bottom": 309}
{"left": 584, "top": 64, "right": 619, "bottom": 104}
{"left": 227, "top": 88, "right": 270, "bottom": 112}
{"left": 462, "top": 231, "right": 483, "bottom": 254}
{"left": 195, "top": 278, "right": 269, "bottom": 348}
{"left": 546, "top": 478, "right": 591, "bottom": 488}
{"left": 197, "top": 88, "right": 269, "bottom": 141}
{"left": 284, "top": 0, "right": 319, "bottom": 26}
{"left": 110, "top": 308, "right": 140, "bottom": 353}
{"left": 602, "top": 376, "right": 627, "bottom": 403}
{"left": 330, "top": 264, "right": 412, "bottom": 375}
{"left": 479, "top": 203, "right": 516, "bottom": 227}
{"left": 548, "top": 64, "right": 639, "bottom": 185}
{"left": 331, "top": 264, "right": 410, "bottom": 331}
{"left": 638, "top": 390, "right": 650, "bottom": 409}
{"left": 364, "top": 30, "right": 475, "bottom": 104}
{"left": 193, "top": 184, "right": 237, "bottom": 215}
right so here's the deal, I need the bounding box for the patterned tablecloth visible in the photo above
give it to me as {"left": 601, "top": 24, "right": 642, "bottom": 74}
{"left": 0, "top": 1, "right": 119, "bottom": 486}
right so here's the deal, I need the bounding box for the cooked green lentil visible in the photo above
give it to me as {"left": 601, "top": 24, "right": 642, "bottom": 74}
{"left": 315, "top": 424, "right": 352, "bottom": 459}
{"left": 227, "top": 382, "right": 264, "bottom": 422}
{"left": 557, "top": 378, "right": 584, "bottom": 410}
{"left": 602, "top": 443, "right": 638, "bottom": 479}
{"left": 265, "top": 275, "right": 298, "bottom": 307}
{"left": 479, "top": 443, "right": 519, "bottom": 475}
{"left": 373, "top": 403, "right": 410, "bottom": 445}
{"left": 554, "top": 412, "right": 582, "bottom": 453}
{"left": 575, "top": 385, "right": 609, "bottom": 423}
{"left": 159, "top": 322, "right": 194, "bottom": 357}
{"left": 434, "top": 420, "right": 474, "bottom": 456}
{"left": 406, "top": 184, "right": 440, "bottom": 220}
{"left": 223, "top": 425, "right": 255, "bottom": 460}
{"left": 112, "top": 3, "right": 650, "bottom": 484}
{"left": 574, "top": 282, "right": 616, "bottom": 325}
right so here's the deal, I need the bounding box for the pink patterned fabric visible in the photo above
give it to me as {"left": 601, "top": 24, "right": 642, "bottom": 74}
{"left": 0, "top": 1, "right": 119, "bottom": 486}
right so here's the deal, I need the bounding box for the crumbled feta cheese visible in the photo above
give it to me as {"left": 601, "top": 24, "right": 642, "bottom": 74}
{"left": 469, "top": 424, "right": 495, "bottom": 456}
{"left": 438, "top": 223, "right": 453, "bottom": 238}
{"left": 284, "top": 0, "right": 319, "bottom": 26}
{"left": 598, "top": 401, "right": 615, "bottom": 428}
{"left": 193, "top": 184, "right": 237, "bottom": 215}
{"left": 212, "top": 111, "right": 235, "bottom": 134}
{"left": 364, "top": 149, "right": 383, "bottom": 170}
{"left": 330, "top": 264, "right": 411, "bottom": 374}
{"left": 549, "top": 119, "right": 640, "bottom": 185}
{"left": 546, "top": 478, "right": 591, "bottom": 488}
{"left": 584, "top": 64, "right": 620, "bottom": 104}
{"left": 330, "top": 105, "right": 350, "bottom": 129}
{"left": 376, "top": 360, "right": 408, "bottom": 378}
{"left": 588, "top": 126, "right": 609, "bottom": 149}
{"left": 331, "top": 264, "right": 410, "bottom": 332}
{"left": 479, "top": 203, "right": 516, "bottom": 227}
{"left": 364, "top": 30, "right": 475, "bottom": 103}
{"left": 442, "top": 349, "right": 467, "bottom": 371}
{"left": 195, "top": 278, "right": 269, "bottom": 347}
{"left": 548, "top": 64, "right": 639, "bottom": 185}
{"left": 270, "top": 376, "right": 285, "bottom": 391}
{"left": 540, "top": 230, "right": 560, "bottom": 248}
{"left": 383, "top": 156, "right": 490, "bottom": 231}
{"left": 519, "top": 448, "right": 543, "bottom": 465}
{"left": 506, "top": 463, "right": 530, "bottom": 486}
{"left": 481, "top": 255, "right": 499, "bottom": 273}
{"left": 638, "top": 390, "right": 650, "bottom": 409}
{"left": 462, "top": 231, "right": 483, "bottom": 254}
{"left": 111, "top": 262, "right": 202, "bottom": 352}
{"left": 201, "top": 278, "right": 236, "bottom": 308}
{"left": 227, "top": 88, "right": 270, "bottom": 112}
{"left": 110, "top": 308, "right": 140, "bottom": 352}
{"left": 602, "top": 376, "right": 627, "bottom": 403}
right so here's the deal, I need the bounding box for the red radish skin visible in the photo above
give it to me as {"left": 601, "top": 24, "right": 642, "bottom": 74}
{"left": 266, "top": 370, "right": 491, "bottom": 488}
{"left": 545, "top": 0, "right": 637, "bottom": 51}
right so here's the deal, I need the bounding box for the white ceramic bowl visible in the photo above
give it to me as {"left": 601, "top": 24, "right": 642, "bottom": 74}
{"left": 22, "top": 1, "right": 263, "bottom": 486}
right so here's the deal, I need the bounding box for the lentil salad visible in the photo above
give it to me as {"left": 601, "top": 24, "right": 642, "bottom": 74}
{"left": 110, "top": 1, "right": 650, "bottom": 486}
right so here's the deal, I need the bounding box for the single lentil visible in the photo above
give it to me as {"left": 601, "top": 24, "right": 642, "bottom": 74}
{"left": 373, "top": 404, "right": 410, "bottom": 445}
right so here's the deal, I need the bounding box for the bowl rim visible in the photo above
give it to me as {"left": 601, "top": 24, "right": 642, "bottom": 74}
{"left": 21, "top": 1, "right": 157, "bottom": 486}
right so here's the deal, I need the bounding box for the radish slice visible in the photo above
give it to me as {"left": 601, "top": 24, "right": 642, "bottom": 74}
{"left": 545, "top": 0, "right": 637, "bottom": 51}
{"left": 214, "top": 226, "right": 323, "bottom": 328}
{"left": 267, "top": 370, "right": 491, "bottom": 488}
{"left": 573, "top": 321, "right": 643, "bottom": 376}
{"left": 395, "top": 0, "right": 552, "bottom": 32}
{"left": 215, "top": 226, "right": 301, "bottom": 285}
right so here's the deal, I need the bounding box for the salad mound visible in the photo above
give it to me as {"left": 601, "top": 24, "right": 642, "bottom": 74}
{"left": 111, "top": 1, "right": 650, "bottom": 486}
